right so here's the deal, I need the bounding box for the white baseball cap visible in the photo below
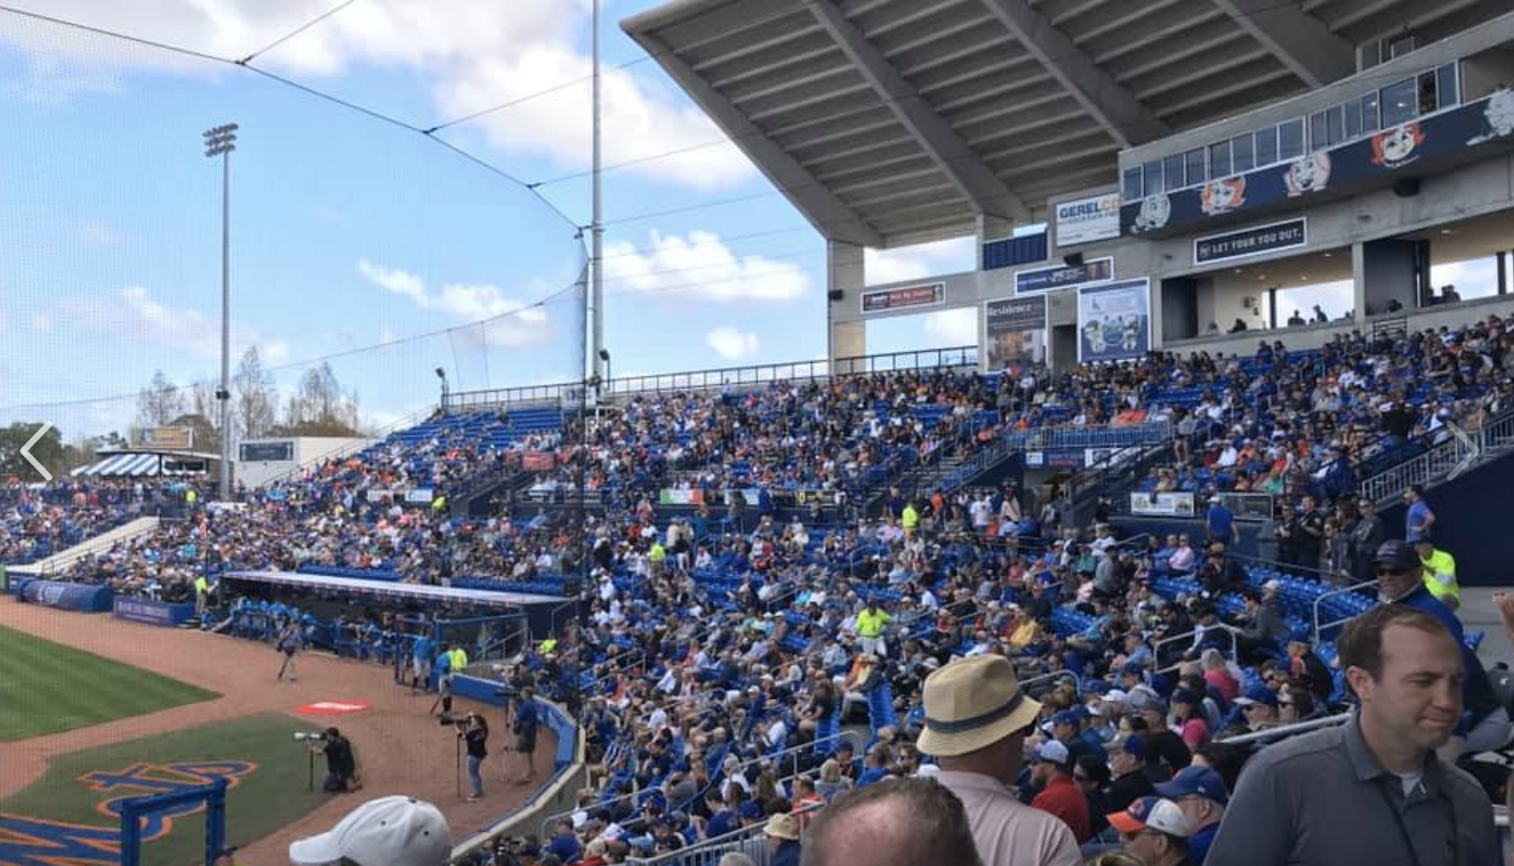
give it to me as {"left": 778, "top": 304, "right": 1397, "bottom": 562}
{"left": 289, "top": 796, "right": 452, "bottom": 866}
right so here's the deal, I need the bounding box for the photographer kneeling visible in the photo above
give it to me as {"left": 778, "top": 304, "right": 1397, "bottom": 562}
{"left": 458, "top": 713, "right": 489, "bottom": 802}
{"left": 312, "top": 727, "right": 360, "bottom": 793}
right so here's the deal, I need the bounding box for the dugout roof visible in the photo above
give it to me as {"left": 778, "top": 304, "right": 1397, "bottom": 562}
{"left": 623, "top": 0, "right": 1514, "bottom": 248}
{"left": 224, "top": 571, "right": 565, "bottom": 607}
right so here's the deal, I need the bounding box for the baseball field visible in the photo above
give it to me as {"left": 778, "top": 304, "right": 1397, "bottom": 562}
{"left": 0, "top": 598, "right": 556, "bottom": 866}
{"left": 0, "top": 623, "right": 219, "bottom": 741}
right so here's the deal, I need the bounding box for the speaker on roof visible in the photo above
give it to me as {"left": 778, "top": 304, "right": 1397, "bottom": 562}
{"left": 1063, "top": 252, "right": 1084, "bottom": 268}
{"left": 827, "top": 288, "right": 845, "bottom": 302}
{"left": 1392, "top": 177, "right": 1420, "bottom": 197}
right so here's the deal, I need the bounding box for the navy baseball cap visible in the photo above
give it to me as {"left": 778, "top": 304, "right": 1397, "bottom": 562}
{"left": 1373, "top": 539, "right": 1419, "bottom": 571}
{"left": 1052, "top": 710, "right": 1082, "bottom": 727}
{"left": 1114, "top": 734, "right": 1146, "bottom": 760}
{"left": 1156, "top": 766, "right": 1230, "bottom": 806}
{"left": 1233, "top": 685, "right": 1279, "bottom": 708}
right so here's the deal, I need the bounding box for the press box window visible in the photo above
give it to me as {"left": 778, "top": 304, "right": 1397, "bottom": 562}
{"left": 1437, "top": 62, "right": 1459, "bottom": 109}
{"left": 1254, "top": 126, "right": 1277, "bottom": 167}
{"left": 1231, "top": 134, "right": 1254, "bottom": 173}
{"left": 1380, "top": 77, "right": 1417, "bottom": 127}
{"left": 1418, "top": 71, "right": 1438, "bottom": 115}
{"left": 1209, "top": 140, "right": 1231, "bottom": 179}
{"left": 1163, "top": 153, "right": 1187, "bottom": 189}
{"left": 1309, "top": 111, "right": 1328, "bottom": 151}
{"left": 1185, "top": 148, "right": 1206, "bottom": 186}
{"left": 1278, "top": 118, "right": 1304, "bottom": 160}
{"left": 1123, "top": 167, "right": 1143, "bottom": 201}
{"left": 1361, "top": 92, "right": 1379, "bottom": 133}
{"left": 1143, "top": 159, "right": 1163, "bottom": 194}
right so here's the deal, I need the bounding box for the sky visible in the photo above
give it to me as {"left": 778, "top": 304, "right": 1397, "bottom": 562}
{"left": 0, "top": 0, "right": 1498, "bottom": 443}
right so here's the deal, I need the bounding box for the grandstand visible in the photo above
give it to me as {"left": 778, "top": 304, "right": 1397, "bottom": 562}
{"left": 9, "top": 1, "right": 1514, "bottom": 865}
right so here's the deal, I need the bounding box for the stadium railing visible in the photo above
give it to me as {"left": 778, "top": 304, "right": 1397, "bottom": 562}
{"left": 1312, "top": 578, "right": 1380, "bottom": 644}
{"left": 1153, "top": 624, "right": 1242, "bottom": 674}
{"left": 449, "top": 696, "right": 587, "bottom": 865}
{"left": 1359, "top": 404, "right": 1514, "bottom": 504}
{"left": 536, "top": 730, "right": 856, "bottom": 842}
{"left": 443, "top": 346, "right": 980, "bottom": 411}
{"left": 622, "top": 800, "right": 825, "bottom": 866}
{"left": 1216, "top": 711, "right": 1350, "bottom": 745}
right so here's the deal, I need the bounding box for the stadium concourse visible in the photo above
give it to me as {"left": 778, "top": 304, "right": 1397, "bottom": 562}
{"left": 4, "top": 309, "right": 1514, "bottom": 865}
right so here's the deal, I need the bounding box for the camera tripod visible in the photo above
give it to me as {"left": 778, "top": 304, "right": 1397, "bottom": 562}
{"left": 455, "top": 729, "right": 463, "bottom": 800}
{"left": 307, "top": 748, "right": 315, "bottom": 792}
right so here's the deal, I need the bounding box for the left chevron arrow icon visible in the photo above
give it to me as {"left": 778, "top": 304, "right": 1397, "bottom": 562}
{"left": 21, "top": 422, "right": 52, "bottom": 481}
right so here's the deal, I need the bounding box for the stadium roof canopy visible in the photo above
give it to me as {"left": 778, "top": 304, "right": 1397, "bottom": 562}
{"left": 623, "top": 0, "right": 1514, "bottom": 248}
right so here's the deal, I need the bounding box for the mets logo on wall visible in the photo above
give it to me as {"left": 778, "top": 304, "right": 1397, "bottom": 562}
{"left": 0, "top": 761, "right": 255, "bottom": 866}
{"left": 1371, "top": 122, "right": 1425, "bottom": 168}
{"left": 1200, "top": 177, "right": 1246, "bottom": 215}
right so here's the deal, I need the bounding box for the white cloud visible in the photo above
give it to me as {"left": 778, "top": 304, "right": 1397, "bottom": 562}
{"left": 864, "top": 237, "right": 976, "bottom": 287}
{"left": 705, "top": 326, "right": 760, "bottom": 361}
{"left": 31, "top": 312, "right": 52, "bottom": 333}
{"left": 111, "top": 285, "right": 289, "bottom": 362}
{"left": 355, "top": 259, "right": 552, "bottom": 348}
{"left": 3, "top": 0, "right": 754, "bottom": 190}
{"left": 602, "top": 230, "right": 810, "bottom": 303}
{"left": 922, "top": 307, "right": 979, "bottom": 346}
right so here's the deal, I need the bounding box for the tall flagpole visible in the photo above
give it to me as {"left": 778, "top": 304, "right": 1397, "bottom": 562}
{"left": 590, "top": 0, "right": 605, "bottom": 384}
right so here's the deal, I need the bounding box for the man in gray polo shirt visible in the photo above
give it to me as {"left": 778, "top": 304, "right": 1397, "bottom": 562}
{"left": 1206, "top": 604, "right": 1495, "bottom": 866}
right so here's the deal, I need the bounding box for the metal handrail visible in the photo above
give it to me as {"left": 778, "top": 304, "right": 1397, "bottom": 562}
{"left": 542, "top": 731, "right": 849, "bottom": 842}
{"left": 446, "top": 346, "right": 980, "bottom": 411}
{"left": 1312, "top": 578, "right": 1380, "bottom": 644}
{"left": 1020, "top": 670, "right": 1080, "bottom": 692}
{"left": 1153, "top": 624, "right": 1242, "bottom": 674}
{"left": 623, "top": 800, "right": 826, "bottom": 866}
{"left": 1217, "top": 711, "right": 1350, "bottom": 745}
{"left": 588, "top": 647, "right": 647, "bottom": 694}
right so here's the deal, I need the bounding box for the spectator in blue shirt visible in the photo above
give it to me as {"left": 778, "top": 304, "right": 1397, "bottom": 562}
{"left": 1205, "top": 498, "right": 1236, "bottom": 546}
{"left": 1403, "top": 484, "right": 1435, "bottom": 542}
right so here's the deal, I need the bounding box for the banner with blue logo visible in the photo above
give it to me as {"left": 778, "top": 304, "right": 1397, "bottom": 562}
{"left": 1121, "top": 89, "right": 1514, "bottom": 236}
{"left": 1014, "top": 257, "right": 1113, "bottom": 295}
{"left": 113, "top": 597, "right": 197, "bottom": 627}
{"left": 1078, "top": 279, "right": 1151, "bottom": 363}
{"left": 19, "top": 579, "right": 114, "bottom": 612}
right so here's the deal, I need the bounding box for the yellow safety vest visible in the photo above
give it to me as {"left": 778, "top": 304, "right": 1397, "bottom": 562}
{"left": 901, "top": 505, "right": 919, "bottom": 531}
{"left": 450, "top": 647, "right": 468, "bottom": 673}
{"left": 540, "top": 638, "right": 558, "bottom": 656}
{"left": 1420, "top": 548, "right": 1459, "bottom": 605}
{"left": 856, "top": 608, "right": 890, "bottom": 638}
{"left": 194, "top": 576, "right": 209, "bottom": 595}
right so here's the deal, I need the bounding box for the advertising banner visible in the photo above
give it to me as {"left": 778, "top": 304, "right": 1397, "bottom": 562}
{"left": 113, "top": 598, "right": 196, "bottom": 627}
{"left": 1014, "top": 257, "right": 1113, "bottom": 295}
{"left": 1054, "top": 193, "right": 1122, "bottom": 247}
{"left": 1121, "top": 89, "right": 1514, "bottom": 236}
{"left": 1130, "top": 491, "right": 1197, "bottom": 516}
{"left": 1078, "top": 279, "right": 1151, "bottom": 363}
{"left": 860, "top": 282, "right": 945, "bottom": 313}
{"left": 522, "top": 452, "right": 556, "bottom": 472}
{"left": 658, "top": 488, "right": 707, "bottom": 506}
{"left": 139, "top": 426, "right": 193, "bottom": 450}
{"left": 1194, "top": 219, "right": 1307, "bottom": 265}
{"left": 404, "top": 488, "right": 435, "bottom": 505}
{"left": 983, "top": 295, "right": 1047, "bottom": 371}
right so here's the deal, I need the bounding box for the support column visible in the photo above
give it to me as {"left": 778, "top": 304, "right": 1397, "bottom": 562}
{"left": 827, "top": 240, "right": 866, "bottom": 374}
{"left": 1351, "top": 241, "right": 1368, "bottom": 325}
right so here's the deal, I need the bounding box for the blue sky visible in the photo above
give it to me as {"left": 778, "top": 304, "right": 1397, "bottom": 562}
{"left": 2, "top": 1, "right": 1491, "bottom": 443}
{"left": 0, "top": 0, "right": 993, "bottom": 442}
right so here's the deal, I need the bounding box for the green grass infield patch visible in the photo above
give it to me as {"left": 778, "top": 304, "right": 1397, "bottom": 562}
{"left": 0, "top": 622, "right": 220, "bottom": 741}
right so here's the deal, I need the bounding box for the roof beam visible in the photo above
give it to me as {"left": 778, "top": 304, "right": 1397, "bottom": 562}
{"left": 803, "top": 0, "right": 1029, "bottom": 222}
{"left": 1209, "top": 0, "right": 1356, "bottom": 87}
{"left": 977, "top": 0, "right": 1170, "bottom": 148}
{"left": 621, "top": 27, "right": 884, "bottom": 247}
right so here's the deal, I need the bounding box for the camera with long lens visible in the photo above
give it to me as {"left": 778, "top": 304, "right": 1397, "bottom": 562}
{"left": 292, "top": 731, "right": 327, "bottom": 742}
{"left": 439, "top": 713, "right": 468, "bottom": 728}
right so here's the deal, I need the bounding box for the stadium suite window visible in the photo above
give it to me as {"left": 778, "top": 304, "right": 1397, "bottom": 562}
{"left": 1381, "top": 77, "right": 1417, "bottom": 127}
{"left": 1124, "top": 167, "right": 1143, "bottom": 201}
{"left": 1209, "top": 140, "right": 1231, "bottom": 180}
{"left": 1255, "top": 126, "right": 1278, "bottom": 166}
{"left": 1231, "top": 133, "right": 1254, "bottom": 173}
{"left": 1279, "top": 119, "right": 1304, "bottom": 160}
{"left": 1144, "top": 159, "right": 1163, "bottom": 194}
{"left": 1164, "top": 153, "right": 1187, "bottom": 189}
{"left": 1185, "top": 148, "right": 1207, "bottom": 186}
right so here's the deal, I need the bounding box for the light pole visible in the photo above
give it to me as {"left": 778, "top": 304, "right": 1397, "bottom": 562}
{"left": 597, "top": 349, "right": 611, "bottom": 396}
{"left": 435, "top": 367, "right": 450, "bottom": 408}
{"left": 204, "top": 122, "right": 238, "bottom": 502}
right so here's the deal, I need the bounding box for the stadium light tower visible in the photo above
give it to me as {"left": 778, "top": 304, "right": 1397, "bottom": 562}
{"left": 204, "top": 122, "right": 238, "bottom": 502}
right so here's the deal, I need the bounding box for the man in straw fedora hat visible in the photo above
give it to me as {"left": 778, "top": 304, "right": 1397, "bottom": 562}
{"left": 916, "top": 655, "right": 1081, "bottom": 866}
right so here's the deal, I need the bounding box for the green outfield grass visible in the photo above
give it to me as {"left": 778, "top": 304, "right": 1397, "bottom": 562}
{"left": 0, "top": 713, "right": 328, "bottom": 866}
{"left": 0, "top": 622, "right": 220, "bottom": 741}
